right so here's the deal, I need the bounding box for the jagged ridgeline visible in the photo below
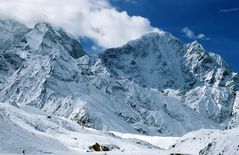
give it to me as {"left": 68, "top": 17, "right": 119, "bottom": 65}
{"left": 0, "top": 20, "right": 238, "bottom": 136}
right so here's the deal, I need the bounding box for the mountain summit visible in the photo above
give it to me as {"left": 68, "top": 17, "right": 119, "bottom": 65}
{"left": 100, "top": 31, "right": 239, "bottom": 124}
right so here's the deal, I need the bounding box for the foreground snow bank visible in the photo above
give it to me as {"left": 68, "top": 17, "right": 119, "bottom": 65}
{"left": 1, "top": 102, "right": 238, "bottom": 155}
{"left": 0, "top": 103, "right": 168, "bottom": 155}
{"left": 169, "top": 128, "right": 239, "bottom": 155}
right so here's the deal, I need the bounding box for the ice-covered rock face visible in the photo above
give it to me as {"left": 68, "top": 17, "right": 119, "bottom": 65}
{"left": 0, "top": 20, "right": 30, "bottom": 50}
{"left": 0, "top": 20, "right": 238, "bottom": 136}
{"left": 99, "top": 31, "right": 239, "bottom": 123}
{"left": 100, "top": 32, "right": 237, "bottom": 91}
{"left": 0, "top": 20, "right": 29, "bottom": 85}
{"left": 100, "top": 32, "right": 187, "bottom": 90}
{"left": 26, "top": 22, "right": 85, "bottom": 58}
{"left": 0, "top": 20, "right": 86, "bottom": 107}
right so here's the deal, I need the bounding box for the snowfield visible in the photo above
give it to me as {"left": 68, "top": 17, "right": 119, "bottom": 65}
{"left": 170, "top": 128, "right": 239, "bottom": 155}
{"left": 0, "top": 103, "right": 171, "bottom": 155}
{"left": 1, "top": 102, "right": 239, "bottom": 155}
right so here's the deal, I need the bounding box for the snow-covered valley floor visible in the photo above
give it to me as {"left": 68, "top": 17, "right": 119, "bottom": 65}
{"left": 1, "top": 102, "right": 239, "bottom": 155}
{"left": 0, "top": 103, "right": 181, "bottom": 155}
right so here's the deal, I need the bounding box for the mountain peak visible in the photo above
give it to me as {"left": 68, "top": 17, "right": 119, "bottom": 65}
{"left": 25, "top": 22, "right": 85, "bottom": 58}
{"left": 127, "top": 31, "right": 179, "bottom": 47}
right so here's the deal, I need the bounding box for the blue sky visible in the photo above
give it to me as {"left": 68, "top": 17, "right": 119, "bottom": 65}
{"left": 109, "top": 0, "right": 239, "bottom": 72}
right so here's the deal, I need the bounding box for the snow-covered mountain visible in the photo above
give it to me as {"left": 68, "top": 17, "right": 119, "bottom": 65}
{"left": 100, "top": 32, "right": 238, "bottom": 124}
{"left": 0, "top": 19, "right": 239, "bottom": 154}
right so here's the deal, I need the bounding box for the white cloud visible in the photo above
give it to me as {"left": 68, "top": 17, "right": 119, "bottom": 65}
{"left": 111, "top": 0, "right": 140, "bottom": 4}
{"left": 0, "top": 0, "right": 157, "bottom": 48}
{"left": 220, "top": 8, "right": 239, "bottom": 13}
{"left": 122, "top": 0, "right": 138, "bottom": 4}
{"left": 182, "top": 27, "right": 210, "bottom": 40}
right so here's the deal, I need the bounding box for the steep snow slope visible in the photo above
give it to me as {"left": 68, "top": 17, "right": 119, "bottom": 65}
{"left": 0, "top": 102, "right": 169, "bottom": 155}
{"left": 169, "top": 128, "right": 239, "bottom": 155}
{"left": 0, "top": 106, "right": 67, "bottom": 154}
{"left": 100, "top": 32, "right": 239, "bottom": 124}
{"left": 0, "top": 20, "right": 29, "bottom": 85}
{"left": 100, "top": 32, "right": 187, "bottom": 90}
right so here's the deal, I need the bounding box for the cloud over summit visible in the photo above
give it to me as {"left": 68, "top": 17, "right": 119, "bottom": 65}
{"left": 0, "top": 0, "right": 157, "bottom": 48}
{"left": 182, "top": 27, "right": 210, "bottom": 41}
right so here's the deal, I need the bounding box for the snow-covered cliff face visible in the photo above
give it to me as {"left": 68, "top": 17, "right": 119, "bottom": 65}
{"left": 0, "top": 20, "right": 29, "bottom": 85}
{"left": 0, "top": 20, "right": 238, "bottom": 136}
{"left": 100, "top": 32, "right": 239, "bottom": 124}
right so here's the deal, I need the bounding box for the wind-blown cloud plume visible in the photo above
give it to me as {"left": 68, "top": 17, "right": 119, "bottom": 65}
{"left": 182, "top": 27, "right": 210, "bottom": 40}
{"left": 0, "top": 0, "right": 157, "bottom": 48}
{"left": 220, "top": 8, "right": 239, "bottom": 13}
